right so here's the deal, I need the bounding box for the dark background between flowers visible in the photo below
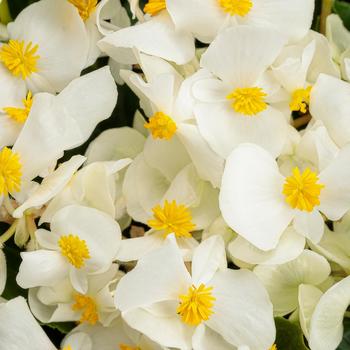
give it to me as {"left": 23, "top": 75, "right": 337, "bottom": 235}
{"left": 1, "top": 0, "right": 350, "bottom": 348}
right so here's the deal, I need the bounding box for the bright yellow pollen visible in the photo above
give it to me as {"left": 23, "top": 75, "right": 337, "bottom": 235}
{"left": 283, "top": 167, "right": 325, "bottom": 212}
{"left": 58, "top": 234, "right": 90, "bottom": 269}
{"left": 177, "top": 284, "right": 215, "bottom": 326}
{"left": 68, "top": 0, "right": 98, "bottom": 21}
{"left": 0, "top": 147, "right": 22, "bottom": 196}
{"left": 119, "top": 345, "right": 141, "bottom": 350}
{"left": 227, "top": 87, "right": 267, "bottom": 116}
{"left": 0, "top": 40, "right": 39, "bottom": 79}
{"left": 290, "top": 86, "right": 312, "bottom": 114}
{"left": 144, "top": 0, "right": 166, "bottom": 16}
{"left": 219, "top": 0, "right": 253, "bottom": 16}
{"left": 144, "top": 111, "right": 177, "bottom": 140}
{"left": 72, "top": 293, "right": 99, "bottom": 325}
{"left": 3, "top": 91, "right": 33, "bottom": 123}
{"left": 269, "top": 345, "right": 277, "bottom": 350}
{"left": 147, "top": 200, "right": 196, "bottom": 238}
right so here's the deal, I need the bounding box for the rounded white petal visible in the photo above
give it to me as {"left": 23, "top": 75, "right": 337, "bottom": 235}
{"left": 200, "top": 26, "right": 286, "bottom": 86}
{"left": 228, "top": 226, "right": 305, "bottom": 265}
{"left": 192, "top": 324, "right": 234, "bottom": 350}
{"left": 207, "top": 269, "right": 275, "bottom": 350}
{"left": 309, "top": 276, "right": 350, "bottom": 350}
{"left": 253, "top": 250, "right": 331, "bottom": 316}
{"left": 220, "top": 143, "right": 293, "bottom": 251}
{"left": 0, "top": 114, "right": 22, "bottom": 148}
{"left": 0, "top": 250, "right": 6, "bottom": 295}
{"left": 292, "top": 209, "right": 324, "bottom": 244}
{"left": 17, "top": 250, "right": 68, "bottom": 288}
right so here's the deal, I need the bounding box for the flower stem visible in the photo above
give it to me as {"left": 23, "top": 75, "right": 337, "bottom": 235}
{"left": 0, "top": 219, "right": 18, "bottom": 244}
{"left": 320, "top": 0, "right": 333, "bottom": 34}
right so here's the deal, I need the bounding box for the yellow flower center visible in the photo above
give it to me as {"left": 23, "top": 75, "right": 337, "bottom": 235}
{"left": 283, "top": 167, "right": 324, "bottom": 212}
{"left": 147, "top": 200, "right": 196, "bottom": 238}
{"left": 58, "top": 234, "right": 90, "bottom": 269}
{"left": 227, "top": 87, "right": 267, "bottom": 116}
{"left": 290, "top": 86, "right": 312, "bottom": 114}
{"left": 62, "top": 346, "right": 72, "bottom": 350}
{"left": 177, "top": 284, "right": 215, "bottom": 326}
{"left": 72, "top": 293, "right": 99, "bottom": 325}
{"left": 144, "top": 111, "right": 177, "bottom": 140}
{"left": 270, "top": 345, "right": 277, "bottom": 350}
{"left": 219, "top": 0, "right": 253, "bottom": 16}
{"left": 119, "top": 345, "right": 141, "bottom": 350}
{"left": 0, "top": 40, "right": 39, "bottom": 79}
{"left": 68, "top": 0, "right": 98, "bottom": 21}
{"left": 144, "top": 0, "right": 166, "bottom": 16}
{"left": 0, "top": 147, "right": 22, "bottom": 196}
{"left": 3, "top": 91, "right": 33, "bottom": 123}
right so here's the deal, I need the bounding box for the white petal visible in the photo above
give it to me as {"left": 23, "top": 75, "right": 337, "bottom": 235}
{"left": 228, "top": 226, "right": 305, "bottom": 265}
{"left": 319, "top": 144, "right": 350, "bottom": 220}
{"left": 207, "top": 269, "right": 275, "bottom": 350}
{"left": 13, "top": 155, "right": 85, "bottom": 218}
{"left": 192, "top": 324, "right": 234, "bottom": 350}
{"left": 309, "top": 276, "right": 350, "bottom": 350}
{"left": 195, "top": 102, "right": 288, "bottom": 159}
{"left": 0, "top": 250, "right": 6, "bottom": 295}
{"left": 8, "top": 0, "right": 89, "bottom": 92}
{"left": 62, "top": 332, "right": 92, "bottom": 350}
{"left": 310, "top": 74, "right": 350, "bottom": 148}
{"left": 35, "top": 229, "right": 60, "bottom": 250}
{"left": 254, "top": 250, "right": 331, "bottom": 316}
{"left": 220, "top": 143, "right": 293, "bottom": 251}
{"left": 0, "top": 297, "right": 56, "bottom": 350}
{"left": 70, "top": 267, "right": 88, "bottom": 294}
{"left": 98, "top": 12, "right": 195, "bottom": 65}
{"left": 17, "top": 250, "right": 68, "bottom": 288}
{"left": 293, "top": 210, "right": 325, "bottom": 244}
{"left": 298, "top": 284, "right": 323, "bottom": 340}
{"left": 115, "top": 238, "right": 191, "bottom": 311}
{"left": 200, "top": 26, "right": 286, "bottom": 86}
{"left": 0, "top": 114, "right": 22, "bottom": 148}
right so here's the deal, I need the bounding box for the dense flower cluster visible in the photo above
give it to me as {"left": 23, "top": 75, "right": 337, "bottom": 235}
{"left": 0, "top": 0, "right": 350, "bottom": 349}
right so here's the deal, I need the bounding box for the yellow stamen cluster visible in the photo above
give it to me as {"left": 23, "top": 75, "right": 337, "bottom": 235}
{"left": 119, "top": 345, "right": 141, "bottom": 350}
{"left": 0, "top": 40, "right": 39, "bottom": 79}
{"left": 148, "top": 200, "right": 196, "bottom": 238}
{"left": 144, "top": 0, "right": 166, "bottom": 16}
{"left": 270, "top": 345, "right": 277, "bottom": 350}
{"left": 290, "top": 86, "right": 312, "bottom": 114}
{"left": 227, "top": 87, "right": 267, "bottom": 116}
{"left": 68, "top": 0, "right": 98, "bottom": 21}
{"left": 72, "top": 293, "right": 99, "bottom": 325}
{"left": 177, "top": 284, "right": 215, "bottom": 325}
{"left": 283, "top": 167, "right": 324, "bottom": 212}
{"left": 4, "top": 91, "right": 33, "bottom": 123}
{"left": 0, "top": 147, "right": 22, "bottom": 196}
{"left": 218, "top": 0, "right": 253, "bottom": 17}
{"left": 144, "top": 111, "right": 177, "bottom": 140}
{"left": 58, "top": 234, "right": 90, "bottom": 269}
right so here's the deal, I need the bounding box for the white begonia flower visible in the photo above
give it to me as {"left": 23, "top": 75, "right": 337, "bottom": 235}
{"left": 0, "top": 67, "right": 117, "bottom": 206}
{"left": 0, "top": 297, "right": 56, "bottom": 350}
{"left": 309, "top": 275, "right": 350, "bottom": 350}
{"left": 39, "top": 159, "right": 132, "bottom": 226}
{"left": 254, "top": 250, "right": 331, "bottom": 317}
{"left": 17, "top": 205, "right": 121, "bottom": 294}
{"left": 310, "top": 73, "right": 350, "bottom": 148}
{"left": 220, "top": 143, "right": 350, "bottom": 251}
{"left": 115, "top": 235, "right": 276, "bottom": 350}
{"left": 61, "top": 316, "right": 165, "bottom": 350}
{"left": 0, "top": 0, "right": 89, "bottom": 109}
{"left": 326, "top": 14, "right": 350, "bottom": 81}
{"left": 166, "top": 0, "right": 314, "bottom": 43}
{"left": 29, "top": 264, "right": 122, "bottom": 326}
{"left": 121, "top": 52, "right": 225, "bottom": 188}
{"left": 193, "top": 26, "right": 289, "bottom": 159}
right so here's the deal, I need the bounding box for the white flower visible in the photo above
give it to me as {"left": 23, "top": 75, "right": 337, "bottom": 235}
{"left": 115, "top": 235, "right": 275, "bottom": 350}
{"left": 17, "top": 205, "right": 121, "bottom": 294}
{"left": 220, "top": 143, "right": 350, "bottom": 250}
{"left": 0, "top": 297, "right": 56, "bottom": 350}
{"left": 167, "top": 0, "right": 314, "bottom": 43}
{"left": 29, "top": 264, "right": 122, "bottom": 326}
{"left": 309, "top": 275, "right": 350, "bottom": 350}
{"left": 193, "top": 26, "right": 289, "bottom": 158}
{"left": 0, "top": 67, "right": 117, "bottom": 205}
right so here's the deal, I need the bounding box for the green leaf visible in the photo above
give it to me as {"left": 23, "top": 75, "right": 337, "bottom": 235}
{"left": 337, "top": 318, "right": 350, "bottom": 349}
{"left": 43, "top": 322, "right": 76, "bottom": 335}
{"left": 334, "top": 0, "right": 350, "bottom": 31}
{"left": 275, "top": 317, "right": 309, "bottom": 350}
